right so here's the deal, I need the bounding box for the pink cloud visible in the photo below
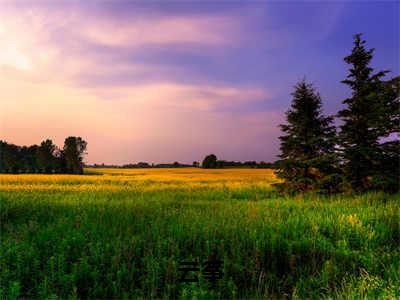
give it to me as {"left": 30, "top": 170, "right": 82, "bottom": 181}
{"left": 82, "top": 15, "right": 239, "bottom": 47}
{"left": 0, "top": 2, "right": 285, "bottom": 163}
{"left": 0, "top": 76, "right": 278, "bottom": 163}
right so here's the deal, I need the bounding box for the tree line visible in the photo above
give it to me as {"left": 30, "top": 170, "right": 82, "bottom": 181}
{"left": 277, "top": 34, "right": 399, "bottom": 193}
{"left": 201, "top": 154, "right": 274, "bottom": 169}
{"left": 88, "top": 162, "right": 193, "bottom": 168}
{"left": 0, "top": 137, "right": 87, "bottom": 174}
{"left": 88, "top": 159, "right": 274, "bottom": 169}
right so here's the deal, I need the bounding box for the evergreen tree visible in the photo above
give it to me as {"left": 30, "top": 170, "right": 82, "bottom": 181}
{"left": 338, "top": 34, "right": 392, "bottom": 191}
{"left": 374, "top": 76, "right": 399, "bottom": 137}
{"left": 278, "top": 79, "right": 337, "bottom": 192}
{"left": 372, "top": 76, "right": 400, "bottom": 192}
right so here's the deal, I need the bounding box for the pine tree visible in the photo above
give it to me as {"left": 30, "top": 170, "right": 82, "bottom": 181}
{"left": 338, "top": 34, "right": 390, "bottom": 191}
{"left": 372, "top": 76, "right": 400, "bottom": 192}
{"left": 278, "top": 79, "right": 337, "bottom": 192}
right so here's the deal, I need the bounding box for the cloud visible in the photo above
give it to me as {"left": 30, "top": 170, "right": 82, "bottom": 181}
{"left": 0, "top": 2, "right": 256, "bottom": 96}
{"left": 98, "top": 83, "right": 269, "bottom": 111}
{"left": 0, "top": 1, "right": 344, "bottom": 89}
{"left": 0, "top": 2, "right": 272, "bottom": 113}
{"left": 0, "top": 74, "right": 280, "bottom": 164}
{"left": 82, "top": 15, "right": 238, "bottom": 48}
{"left": 0, "top": 2, "right": 240, "bottom": 72}
{"left": 0, "top": 1, "right": 344, "bottom": 163}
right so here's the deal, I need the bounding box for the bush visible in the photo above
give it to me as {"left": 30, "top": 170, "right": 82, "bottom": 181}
{"left": 317, "top": 174, "right": 345, "bottom": 194}
{"left": 370, "top": 175, "right": 400, "bottom": 193}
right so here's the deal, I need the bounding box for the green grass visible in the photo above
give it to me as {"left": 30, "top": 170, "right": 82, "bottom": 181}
{"left": 0, "top": 170, "right": 399, "bottom": 299}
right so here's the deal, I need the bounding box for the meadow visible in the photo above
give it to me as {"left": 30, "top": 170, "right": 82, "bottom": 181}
{"left": 0, "top": 168, "right": 399, "bottom": 299}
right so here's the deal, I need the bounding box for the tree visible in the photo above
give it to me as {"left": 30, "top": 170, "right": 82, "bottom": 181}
{"left": 36, "top": 139, "right": 57, "bottom": 173}
{"left": 63, "top": 136, "right": 87, "bottom": 174}
{"left": 202, "top": 154, "right": 217, "bottom": 169}
{"left": 0, "top": 141, "right": 20, "bottom": 173}
{"left": 371, "top": 76, "right": 400, "bottom": 192}
{"left": 20, "top": 145, "right": 39, "bottom": 173}
{"left": 278, "top": 79, "right": 338, "bottom": 192}
{"left": 377, "top": 76, "right": 400, "bottom": 137}
{"left": 338, "top": 34, "right": 392, "bottom": 191}
{"left": 192, "top": 161, "right": 199, "bottom": 167}
{"left": 53, "top": 146, "right": 66, "bottom": 173}
{"left": 372, "top": 140, "right": 399, "bottom": 192}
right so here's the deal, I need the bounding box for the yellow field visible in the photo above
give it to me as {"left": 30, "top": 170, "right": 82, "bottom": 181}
{"left": 0, "top": 167, "right": 279, "bottom": 192}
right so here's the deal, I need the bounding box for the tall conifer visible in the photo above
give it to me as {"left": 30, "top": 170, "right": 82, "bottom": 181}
{"left": 278, "top": 79, "right": 337, "bottom": 191}
{"left": 338, "top": 34, "right": 391, "bottom": 190}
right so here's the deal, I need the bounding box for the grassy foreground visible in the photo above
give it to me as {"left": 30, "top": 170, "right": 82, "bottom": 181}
{"left": 0, "top": 168, "right": 399, "bottom": 299}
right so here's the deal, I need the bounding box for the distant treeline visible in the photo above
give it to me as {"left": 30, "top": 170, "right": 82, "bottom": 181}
{"left": 201, "top": 154, "right": 274, "bottom": 169}
{"left": 87, "top": 162, "right": 192, "bottom": 168}
{"left": 0, "top": 137, "right": 87, "bottom": 174}
{"left": 87, "top": 160, "right": 275, "bottom": 169}
{"left": 212, "top": 160, "right": 274, "bottom": 168}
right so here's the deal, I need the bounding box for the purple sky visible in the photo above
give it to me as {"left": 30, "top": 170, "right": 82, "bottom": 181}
{"left": 0, "top": 1, "right": 399, "bottom": 164}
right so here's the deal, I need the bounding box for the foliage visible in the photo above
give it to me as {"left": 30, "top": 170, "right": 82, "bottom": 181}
{"left": 202, "top": 154, "right": 217, "bottom": 169}
{"left": 278, "top": 34, "right": 399, "bottom": 194}
{"left": 370, "top": 140, "right": 400, "bottom": 192}
{"left": 372, "top": 77, "right": 400, "bottom": 192}
{"left": 278, "top": 80, "right": 337, "bottom": 192}
{"left": 338, "top": 34, "right": 398, "bottom": 191}
{"left": 63, "top": 137, "right": 87, "bottom": 174}
{"left": 36, "top": 139, "right": 57, "bottom": 173}
{"left": 0, "top": 137, "right": 87, "bottom": 174}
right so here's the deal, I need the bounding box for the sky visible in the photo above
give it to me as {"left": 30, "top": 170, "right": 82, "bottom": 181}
{"left": 0, "top": 1, "right": 398, "bottom": 164}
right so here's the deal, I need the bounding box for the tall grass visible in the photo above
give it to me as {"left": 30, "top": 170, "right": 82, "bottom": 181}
{"left": 1, "top": 168, "right": 399, "bottom": 298}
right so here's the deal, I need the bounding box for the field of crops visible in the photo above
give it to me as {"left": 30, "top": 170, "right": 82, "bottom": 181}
{"left": 1, "top": 168, "right": 399, "bottom": 299}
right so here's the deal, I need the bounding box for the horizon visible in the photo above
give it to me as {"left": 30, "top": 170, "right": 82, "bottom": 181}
{"left": 1, "top": 1, "right": 399, "bottom": 165}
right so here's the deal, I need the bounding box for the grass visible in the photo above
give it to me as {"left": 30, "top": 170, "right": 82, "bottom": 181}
{"left": 0, "top": 168, "right": 399, "bottom": 299}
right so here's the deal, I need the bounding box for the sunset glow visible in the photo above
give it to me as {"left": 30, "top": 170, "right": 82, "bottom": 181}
{"left": 1, "top": 1, "right": 398, "bottom": 164}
